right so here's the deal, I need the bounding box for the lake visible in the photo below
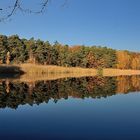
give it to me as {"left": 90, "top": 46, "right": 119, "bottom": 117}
{"left": 0, "top": 75, "right": 140, "bottom": 140}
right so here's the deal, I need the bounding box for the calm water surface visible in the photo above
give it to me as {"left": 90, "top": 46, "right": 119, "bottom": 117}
{"left": 0, "top": 76, "right": 140, "bottom": 140}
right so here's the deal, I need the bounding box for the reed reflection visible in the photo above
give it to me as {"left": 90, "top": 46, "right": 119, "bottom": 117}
{"left": 0, "top": 75, "right": 140, "bottom": 109}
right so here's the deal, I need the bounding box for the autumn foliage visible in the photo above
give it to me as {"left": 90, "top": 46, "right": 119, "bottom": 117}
{"left": 116, "top": 51, "right": 140, "bottom": 69}
{"left": 0, "top": 34, "right": 140, "bottom": 70}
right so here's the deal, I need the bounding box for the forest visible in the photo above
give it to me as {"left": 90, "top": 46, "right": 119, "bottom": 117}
{"left": 0, "top": 34, "right": 140, "bottom": 69}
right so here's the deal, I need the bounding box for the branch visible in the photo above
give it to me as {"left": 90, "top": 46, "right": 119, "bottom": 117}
{"left": 6, "top": 0, "right": 20, "bottom": 19}
{"left": 18, "top": 0, "right": 50, "bottom": 14}
{"left": 0, "top": 0, "right": 67, "bottom": 22}
{"left": 0, "top": 0, "right": 50, "bottom": 21}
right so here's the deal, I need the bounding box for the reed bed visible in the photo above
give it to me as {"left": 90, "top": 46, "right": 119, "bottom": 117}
{"left": 103, "top": 69, "right": 140, "bottom": 76}
{"left": 18, "top": 73, "right": 97, "bottom": 82}
{"left": 6, "top": 63, "right": 96, "bottom": 82}
{"left": 2, "top": 64, "right": 140, "bottom": 83}
{"left": 20, "top": 63, "right": 97, "bottom": 75}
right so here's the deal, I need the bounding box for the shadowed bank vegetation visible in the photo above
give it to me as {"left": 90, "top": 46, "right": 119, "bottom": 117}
{"left": 0, "top": 65, "right": 24, "bottom": 80}
{"left": 0, "top": 65, "right": 24, "bottom": 74}
{"left": 0, "top": 34, "right": 140, "bottom": 70}
{"left": 0, "top": 76, "right": 140, "bottom": 109}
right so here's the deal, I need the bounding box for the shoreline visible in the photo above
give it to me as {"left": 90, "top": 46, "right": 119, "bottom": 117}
{"left": 1, "top": 64, "right": 140, "bottom": 78}
{"left": 19, "top": 64, "right": 140, "bottom": 76}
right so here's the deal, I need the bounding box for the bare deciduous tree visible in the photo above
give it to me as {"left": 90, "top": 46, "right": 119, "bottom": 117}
{"left": 0, "top": 0, "right": 53, "bottom": 21}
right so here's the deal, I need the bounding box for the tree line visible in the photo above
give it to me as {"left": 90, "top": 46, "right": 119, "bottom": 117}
{"left": 0, "top": 34, "right": 140, "bottom": 69}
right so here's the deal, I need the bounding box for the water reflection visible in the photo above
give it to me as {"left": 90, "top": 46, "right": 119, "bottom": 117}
{"left": 0, "top": 75, "right": 140, "bottom": 109}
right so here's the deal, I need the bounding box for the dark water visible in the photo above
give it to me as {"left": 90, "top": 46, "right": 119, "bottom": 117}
{"left": 0, "top": 76, "right": 140, "bottom": 140}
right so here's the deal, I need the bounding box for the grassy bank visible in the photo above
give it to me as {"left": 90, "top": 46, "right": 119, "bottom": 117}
{"left": 1, "top": 64, "right": 140, "bottom": 81}
{"left": 19, "top": 64, "right": 97, "bottom": 75}
{"left": 20, "top": 64, "right": 140, "bottom": 76}
{"left": 103, "top": 69, "right": 140, "bottom": 76}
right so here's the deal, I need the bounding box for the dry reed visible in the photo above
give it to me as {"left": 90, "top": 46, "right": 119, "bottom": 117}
{"left": 103, "top": 69, "right": 140, "bottom": 76}
{"left": 1, "top": 64, "right": 140, "bottom": 83}
{"left": 19, "top": 63, "right": 97, "bottom": 75}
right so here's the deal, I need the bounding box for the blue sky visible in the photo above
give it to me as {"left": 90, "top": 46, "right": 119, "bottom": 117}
{"left": 0, "top": 0, "right": 140, "bottom": 51}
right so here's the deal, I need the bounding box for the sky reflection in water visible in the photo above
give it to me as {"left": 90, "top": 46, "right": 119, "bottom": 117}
{"left": 0, "top": 76, "right": 140, "bottom": 140}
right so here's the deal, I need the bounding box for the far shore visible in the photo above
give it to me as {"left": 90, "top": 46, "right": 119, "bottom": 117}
{"left": 19, "top": 64, "right": 140, "bottom": 76}
{"left": 1, "top": 64, "right": 140, "bottom": 80}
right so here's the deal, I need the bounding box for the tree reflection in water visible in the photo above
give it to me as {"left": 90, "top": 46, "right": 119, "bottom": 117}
{"left": 0, "top": 75, "right": 140, "bottom": 109}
